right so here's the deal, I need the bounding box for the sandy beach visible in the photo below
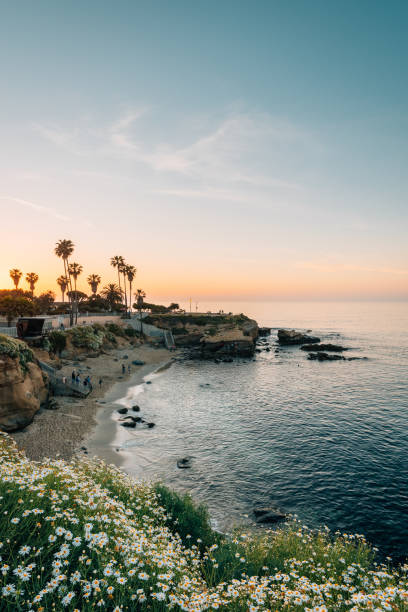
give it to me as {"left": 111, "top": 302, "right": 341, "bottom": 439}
{"left": 11, "top": 343, "right": 173, "bottom": 462}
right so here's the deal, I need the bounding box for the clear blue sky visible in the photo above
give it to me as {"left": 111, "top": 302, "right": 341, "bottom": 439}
{"left": 0, "top": 1, "right": 407, "bottom": 300}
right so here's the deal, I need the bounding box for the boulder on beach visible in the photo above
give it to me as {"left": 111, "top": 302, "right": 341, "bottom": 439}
{"left": 253, "top": 507, "right": 287, "bottom": 524}
{"left": 301, "top": 343, "right": 348, "bottom": 352}
{"left": 277, "top": 329, "right": 320, "bottom": 345}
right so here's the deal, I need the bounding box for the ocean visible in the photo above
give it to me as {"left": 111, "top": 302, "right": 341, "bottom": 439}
{"left": 110, "top": 301, "right": 408, "bottom": 561}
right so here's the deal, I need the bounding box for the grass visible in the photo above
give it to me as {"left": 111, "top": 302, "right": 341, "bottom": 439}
{"left": 1, "top": 434, "right": 407, "bottom": 611}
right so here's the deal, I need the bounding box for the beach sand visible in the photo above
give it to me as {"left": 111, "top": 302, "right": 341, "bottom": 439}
{"left": 11, "top": 344, "right": 173, "bottom": 462}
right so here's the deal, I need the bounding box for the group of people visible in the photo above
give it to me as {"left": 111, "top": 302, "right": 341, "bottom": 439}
{"left": 60, "top": 370, "right": 104, "bottom": 392}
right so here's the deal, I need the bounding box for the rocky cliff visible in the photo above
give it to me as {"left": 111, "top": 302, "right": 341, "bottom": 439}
{"left": 0, "top": 335, "right": 48, "bottom": 432}
{"left": 145, "top": 313, "right": 259, "bottom": 358}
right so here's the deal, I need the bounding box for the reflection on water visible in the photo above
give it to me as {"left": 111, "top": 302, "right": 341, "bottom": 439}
{"left": 112, "top": 302, "right": 408, "bottom": 561}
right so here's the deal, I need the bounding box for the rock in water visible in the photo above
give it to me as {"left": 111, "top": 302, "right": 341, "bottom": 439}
{"left": 253, "top": 507, "right": 287, "bottom": 524}
{"left": 308, "top": 352, "right": 345, "bottom": 361}
{"left": 177, "top": 457, "right": 192, "bottom": 469}
{"left": 277, "top": 329, "right": 320, "bottom": 345}
{"left": 301, "top": 343, "right": 348, "bottom": 352}
{"left": 121, "top": 421, "right": 136, "bottom": 428}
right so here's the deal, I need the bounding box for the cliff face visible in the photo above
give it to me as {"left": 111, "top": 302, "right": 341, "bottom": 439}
{"left": 145, "top": 313, "right": 259, "bottom": 358}
{"left": 0, "top": 337, "right": 48, "bottom": 432}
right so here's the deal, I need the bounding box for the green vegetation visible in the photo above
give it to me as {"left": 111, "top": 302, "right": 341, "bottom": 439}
{"left": 47, "top": 330, "right": 67, "bottom": 355}
{"left": 0, "top": 334, "right": 35, "bottom": 372}
{"left": 47, "top": 322, "right": 132, "bottom": 352}
{"left": 1, "top": 434, "right": 407, "bottom": 611}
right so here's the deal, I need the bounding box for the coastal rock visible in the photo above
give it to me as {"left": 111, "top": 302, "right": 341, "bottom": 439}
{"left": 277, "top": 329, "right": 320, "bottom": 345}
{"left": 301, "top": 343, "right": 348, "bottom": 352}
{"left": 308, "top": 352, "right": 345, "bottom": 361}
{"left": 45, "top": 398, "right": 59, "bottom": 410}
{"left": 0, "top": 353, "right": 48, "bottom": 432}
{"left": 121, "top": 421, "right": 136, "bottom": 428}
{"left": 177, "top": 457, "right": 192, "bottom": 469}
{"left": 253, "top": 507, "right": 287, "bottom": 524}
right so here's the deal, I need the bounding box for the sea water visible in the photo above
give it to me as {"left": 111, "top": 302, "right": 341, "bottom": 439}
{"left": 113, "top": 301, "right": 408, "bottom": 561}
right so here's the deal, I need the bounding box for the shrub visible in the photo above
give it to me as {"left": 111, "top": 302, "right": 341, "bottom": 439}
{"left": 48, "top": 330, "right": 67, "bottom": 355}
{"left": 104, "top": 322, "right": 126, "bottom": 337}
{"left": 68, "top": 326, "right": 104, "bottom": 350}
{"left": 0, "top": 334, "right": 35, "bottom": 372}
{"left": 124, "top": 327, "right": 139, "bottom": 337}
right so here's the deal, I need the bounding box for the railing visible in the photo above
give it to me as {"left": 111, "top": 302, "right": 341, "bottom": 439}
{"left": 163, "top": 329, "right": 176, "bottom": 349}
{"left": 38, "top": 360, "right": 91, "bottom": 397}
{"left": 0, "top": 327, "right": 18, "bottom": 338}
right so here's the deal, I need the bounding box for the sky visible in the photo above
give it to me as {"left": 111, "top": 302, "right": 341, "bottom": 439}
{"left": 0, "top": 0, "right": 407, "bottom": 303}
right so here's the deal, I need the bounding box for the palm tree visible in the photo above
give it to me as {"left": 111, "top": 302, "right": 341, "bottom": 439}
{"left": 120, "top": 260, "right": 128, "bottom": 314}
{"left": 101, "top": 283, "right": 122, "bottom": 312}
{"left": 68, "top": 263, "right": 83, "bottom": 324}
{"left": 25, "top": 272, "right": 39, "bottom": 297}
{"left": 110, "top": 256, "right": 124, "bottom": 302}
{"left": 87, "top": 274, "right": 101, "bottom": 296}
{"left": 9, "top": 268, "right": 22, "bottom": 290}
{"left": 135, "top": 288, "right": 146, "bottom": 334}
{"left": 55, "top": 239, "right": 74, "bottom": 324}
{"left": 57, "top": 276, "right": 69, "bottom": 302}
{"left": 125, "top": 265, "right": 137, "bottom": 316}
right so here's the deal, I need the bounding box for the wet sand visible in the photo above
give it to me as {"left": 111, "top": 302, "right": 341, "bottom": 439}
{"left": 11, "top": 344, "right": 173, "bottom": 462}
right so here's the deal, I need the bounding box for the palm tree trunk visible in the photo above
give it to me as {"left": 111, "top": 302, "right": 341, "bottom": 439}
{"left": 74, "top": 278, "right": 78, "bottom": 324}
{"left": 117, "top": 270, "right": 121, "bottom": 299}
{"left": 123, "top": 274, "right": 128, "bottom": 316}
{"left": 64, "top": 258, "right": 74, "bottom": 326}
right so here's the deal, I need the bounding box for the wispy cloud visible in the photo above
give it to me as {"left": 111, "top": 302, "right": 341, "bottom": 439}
{"left": 0, "top": 196, "right": 70, "bottom": 222}
{"left": 108, "top": 110, "right": 308, "bottom": 188}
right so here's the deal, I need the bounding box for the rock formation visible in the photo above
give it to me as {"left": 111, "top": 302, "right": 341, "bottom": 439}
{"left": 277, "top": 329, "right": 321, "bottom": 345}
{"left": 0, "top": 336, "right": 48, "bottom": 432}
